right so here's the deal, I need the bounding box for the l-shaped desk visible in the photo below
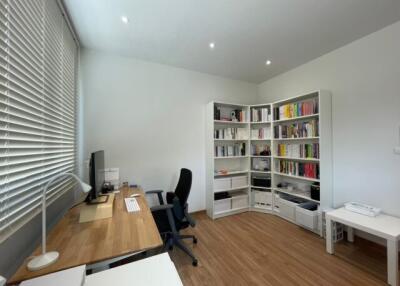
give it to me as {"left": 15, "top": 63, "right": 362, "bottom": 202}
{"left": 9, "top": 187, "right": 163, "bottom": 285}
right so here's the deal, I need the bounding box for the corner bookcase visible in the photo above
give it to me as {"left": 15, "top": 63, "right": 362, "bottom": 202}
{"left": 205, "top": 91, "right": 332, "bottom": 235}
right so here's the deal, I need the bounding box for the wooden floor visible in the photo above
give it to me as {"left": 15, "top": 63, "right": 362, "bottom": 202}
{"left": 169, "top": 211, "right": 390, "bottom": 286}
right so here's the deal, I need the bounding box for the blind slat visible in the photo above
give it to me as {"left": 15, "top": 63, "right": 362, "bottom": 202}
{"left": 0, "top": 0, "right": 78, "bottom": 242}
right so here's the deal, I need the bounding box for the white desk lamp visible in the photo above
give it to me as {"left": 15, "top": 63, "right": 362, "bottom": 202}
{"left": 27, "top": 173, "right": 91, "bottom": 271}
{"left": 0, "top": 275, "right": 5, "bottom": 286}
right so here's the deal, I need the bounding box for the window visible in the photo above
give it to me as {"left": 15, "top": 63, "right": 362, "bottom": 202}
{"left": 0, "top": 0, "right": 78, "bottom": 242}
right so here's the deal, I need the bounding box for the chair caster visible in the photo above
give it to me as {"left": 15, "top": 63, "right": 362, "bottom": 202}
{"left": 192, "top": 259, "right": 198, "bottom": 267}
{"left": 193, "top": 238, "right": 198, "bottom": 244}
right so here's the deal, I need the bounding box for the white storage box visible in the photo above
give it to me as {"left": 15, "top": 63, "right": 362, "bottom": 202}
{"left": 231, "top": 195, "right": 248, "bottom": 209}
{"left": 214, "top": 198, "right": 231, "bottom": 213}
{"left": 278, "top": 197, "right": 298, "bottom": 221}
{"left": 254, "top": 191, "right": 272, "bottom": 205}
{"left": 214, "top": 178, "right": 231, "bottom": 191}
{"left": 231, "top": 176, "right": 248, "bottom": 188}
{"left": 296, "top": 203, "right": 319, "bottom": 230}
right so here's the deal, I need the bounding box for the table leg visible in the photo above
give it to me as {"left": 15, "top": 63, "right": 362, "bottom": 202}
{"left": 347, "top": 226, "right": 354, "bottom": 242}
{"left": 387, "top": 239, "right": 398, "bottom": 286}
{"left": 326, "top": 217, "right": 334, "bottom": 254}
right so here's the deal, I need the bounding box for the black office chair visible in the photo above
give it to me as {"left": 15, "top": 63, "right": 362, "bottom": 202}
{"left": 146, "top": 168, "right": 198, "bottom": 266}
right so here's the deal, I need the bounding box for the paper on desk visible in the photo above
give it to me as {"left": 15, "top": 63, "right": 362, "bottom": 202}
{"left": 105, "top": 168, "right": 119, "bottom": 181}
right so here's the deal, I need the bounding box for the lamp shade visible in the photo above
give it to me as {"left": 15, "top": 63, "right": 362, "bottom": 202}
{"left": 80, "top": 182, "right": 92, "bottom": 193}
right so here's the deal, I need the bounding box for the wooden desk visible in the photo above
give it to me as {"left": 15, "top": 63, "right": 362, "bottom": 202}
{"left": 326, "top": 207, "right": 400, "bottom": 286}
{"left": 9, "top": 187, "right": 163, "bottom": 285}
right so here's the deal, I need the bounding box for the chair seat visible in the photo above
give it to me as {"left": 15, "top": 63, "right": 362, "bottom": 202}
{"left": 152, "top": 209, "right": 190, "bottom": 233}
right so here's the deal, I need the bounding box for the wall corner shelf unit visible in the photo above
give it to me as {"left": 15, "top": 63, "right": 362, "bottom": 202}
{"left": 206, "top": 91, "right": 333, "bottom": 235}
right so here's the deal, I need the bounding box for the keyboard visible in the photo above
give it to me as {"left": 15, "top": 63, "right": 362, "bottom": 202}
{"left": 124, "top": 197, "right": 141, "bottom": 213}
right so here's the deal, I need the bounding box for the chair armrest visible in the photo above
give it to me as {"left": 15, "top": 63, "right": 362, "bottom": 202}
{"left": 146, "top": 190, "right": 165, "bottom": 205}
{"left": 150, "top": 204, "right": 177, "bottom": 234}
{"left": 150, "top": 204, "right": 173, "bottom": 212}
{"left": 146, "top": 189, "right": 164, "bottom": 194}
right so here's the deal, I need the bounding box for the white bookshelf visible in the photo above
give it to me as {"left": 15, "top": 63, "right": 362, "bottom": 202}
{"left": 206, "top": 102, "right": 251, "bottom": 219}
{"left": 206, "top": 91, "right": 332, "bottom": 234}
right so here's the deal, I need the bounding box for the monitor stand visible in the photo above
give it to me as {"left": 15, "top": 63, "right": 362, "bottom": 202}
{"left": 87, "top": 194, "right": 109, "bottom": 205}
{"left": 79, "top": 194, "right": 115, "bottom": 223}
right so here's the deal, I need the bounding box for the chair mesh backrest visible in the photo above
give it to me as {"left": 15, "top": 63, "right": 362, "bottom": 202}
{"left": 174, "top": 168, "right": 192, "bottom": 205}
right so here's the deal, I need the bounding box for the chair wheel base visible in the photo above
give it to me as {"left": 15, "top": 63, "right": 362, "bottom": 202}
{"left": 192, "top": 260, "right": 198, "bottom": 267}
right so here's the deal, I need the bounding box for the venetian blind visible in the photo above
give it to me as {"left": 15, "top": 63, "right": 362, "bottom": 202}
{"left": 0, "top": 0, "right": 78, "bottom": 242}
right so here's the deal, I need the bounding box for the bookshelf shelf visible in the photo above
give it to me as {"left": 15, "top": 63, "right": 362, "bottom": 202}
{"left": 274, "top": 156, "right": 320, "bottom": 162}
{"left": 250, "top": 185, "right": 272, "bottom": 190}
{"left": 273, "top": 137, "right": 319, "bottom": 141}
{"left": 273, "top": 113, "right": 319, "bottom": 123}
{"left": 213, "top": 207, "right": 248, "bottom": 218}
{"left": 250, "top": 155, "right": 271, "bottom": 158}
{"left": 214, "top": 185, "right": 250, "bottom": 194}
{"left": 214, "top": 170, "right": 249, "bottom": 177}
{"left": 252, "top": 205, "right": 273, "bottom": 211}
{"left": 250, "top": 170, "right": 271, "bottom": 174}
{"left": 214, "top": 139, "right": 248, "bottom": 142}
{"left": 214, "top": 120, "right": 249, "bottom": 124}
{"left": 250, "top": 121, "right": 271, "bottom": 124}
{"left": 206, "top": 91, "right": 332, "bottom": 230}
{"left": 274, "top": 172, "right": 320, "bottom": 182}
{"left": 214, "top": 156, "right": 248, "bottom": 159}
{"left": 274, "top": 188, "right": 320, "bottom": 203}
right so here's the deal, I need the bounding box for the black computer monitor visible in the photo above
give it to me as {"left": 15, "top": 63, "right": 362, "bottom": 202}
{"left": 86, "top": 150, "right": 108, "bottom": 204}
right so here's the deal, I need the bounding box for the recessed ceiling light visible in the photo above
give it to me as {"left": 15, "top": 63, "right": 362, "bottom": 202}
{"left": 121, "top": 16, "right": 129, "bottom": 24}
{"left": 209, "top": 42, "right": 215, "bottom": 49}
{"left": 265, "top": 60, "right": 272, "bottom": 66}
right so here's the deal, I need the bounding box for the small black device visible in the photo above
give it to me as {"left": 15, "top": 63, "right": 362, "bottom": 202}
{"left": 86, "top": 150, "right": 108, "bottom": 204}
{"left": 102, "top": 182, "right": 114, "bottom": 193}
{"left": 214, "top": 192, "right": 231, "bottom": 200}
{"left": 252, "top": 176, "right": 271, "bottom": 188}
{"left": 310, "top": 182, "right": 320, "bottom": 201}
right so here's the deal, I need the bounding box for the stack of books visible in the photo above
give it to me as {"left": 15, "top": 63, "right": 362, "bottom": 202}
{"left": 251, "top": 107, "right": 271, "bottom": 122}
{"left": 215, "top": 143, "right": 246, "bottom": 157}
{"left": 277, "top": 160, "right": 319, "bottom": 179}
{"left": 273, "top": 98, "right": 318, "bottom": 120}
{"left": 274, "top": 120, "right": 318, "bottom": 139}
{"left": 214, "top": 128, "right": 248, "bottom": 139}
{"left": 251, "top": 126, "right": 271, "bottom": 139}
{"left": 276, "top": 143, "right": 319, "bottom": 159}
{"left": 215, "top": 108, "right": 247, "bottom": 122}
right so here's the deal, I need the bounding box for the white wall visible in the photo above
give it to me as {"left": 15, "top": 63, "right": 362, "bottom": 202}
{"left": 258, "top": 21, "right": 400, "bottom": 216}
{"left": 80, "top": 49, "right": 258, "bottom": 211}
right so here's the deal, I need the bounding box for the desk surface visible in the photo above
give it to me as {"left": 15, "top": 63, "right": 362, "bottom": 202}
{"left": 9, "top": 187, "right": 163, "bottom": 285}
{"left": 85, "top": 253, "right": 183, "bottom": 286}
{"left": 327, "top": 207, "right": 400, "bottom": 240}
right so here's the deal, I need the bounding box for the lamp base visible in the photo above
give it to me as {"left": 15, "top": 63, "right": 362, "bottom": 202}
{"left": 27, "top": 251, "right": 59, "bottom": 271}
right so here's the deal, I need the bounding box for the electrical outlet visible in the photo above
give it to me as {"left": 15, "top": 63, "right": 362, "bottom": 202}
{"left": 394, "top": 147, "right": 400, "bottom": 155}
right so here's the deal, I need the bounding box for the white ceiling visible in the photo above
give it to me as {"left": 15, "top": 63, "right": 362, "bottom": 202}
{"left": 64, "top": 0, "right": 400, "bottom": 83}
